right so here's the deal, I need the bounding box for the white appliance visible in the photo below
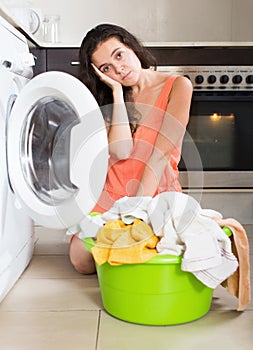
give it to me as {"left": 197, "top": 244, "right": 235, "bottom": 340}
{"left": 0, "top": 16, "right": 108, "bottom": 302}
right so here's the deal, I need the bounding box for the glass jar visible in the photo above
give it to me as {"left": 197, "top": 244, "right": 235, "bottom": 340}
{"left": 42, "top": 14, "right": 60, "bottom": 43}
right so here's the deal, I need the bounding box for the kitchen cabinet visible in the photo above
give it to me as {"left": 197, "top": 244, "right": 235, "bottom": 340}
{"left": 31, "top": 45, "right": 253, "bottom": 79}
{"left": 46, "top": 48, "right": 80, "bottom": 78}
{"left": 30, "top": 47, "right": 80, "bottom": 78}
{"left": 30, "top": 47, "right": 46, "bottom": 76}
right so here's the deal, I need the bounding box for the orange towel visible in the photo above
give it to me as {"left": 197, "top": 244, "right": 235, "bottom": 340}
{"left": 91, "top": 219, "right": 159, "bottom": 266}
{"left": 214, "top": 217, "right": 251, "bottom": 311}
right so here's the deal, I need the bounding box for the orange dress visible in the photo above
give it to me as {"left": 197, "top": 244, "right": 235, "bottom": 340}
{"left": 93, "top": 75, "right": 182, "bottom": 213}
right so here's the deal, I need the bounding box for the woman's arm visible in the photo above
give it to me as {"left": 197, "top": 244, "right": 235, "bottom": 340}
{"left": 92, "top": 64, "right": 133, "bottom": 159}
{"left": 135, "top": 76, "right": 193, "bottom": 196}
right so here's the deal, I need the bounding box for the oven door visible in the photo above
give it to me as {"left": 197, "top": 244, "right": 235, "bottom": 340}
{"left": 179, "top": 91, "right": 253, "bottom": 188}
{"left": 7, "top": 71, "right": 108, "bottom": 229}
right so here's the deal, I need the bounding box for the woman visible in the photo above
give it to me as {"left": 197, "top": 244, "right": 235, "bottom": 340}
{"left": 70, "top": 23, "right": 193, "bottom": 274}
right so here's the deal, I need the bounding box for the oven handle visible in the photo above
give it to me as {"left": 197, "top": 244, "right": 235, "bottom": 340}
{"left": 185, "top": 189, "right": 253, "bottom": 193}
{"left": 192, "top": 92, "right": 253, "bottom": 102}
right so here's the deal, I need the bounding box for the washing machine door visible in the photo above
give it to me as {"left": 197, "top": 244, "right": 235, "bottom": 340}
{"left": 0, "top": 66, "right": 10, "bottom": 235}
{"left": 7, "top": 71, "right": 108, "bottom": 229}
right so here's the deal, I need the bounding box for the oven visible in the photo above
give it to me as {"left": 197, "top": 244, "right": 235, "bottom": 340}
{"left": 156, "top": 64, "right": 253, "bottom": 224}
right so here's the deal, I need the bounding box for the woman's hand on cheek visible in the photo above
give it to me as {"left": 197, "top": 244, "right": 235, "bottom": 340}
{"left": 91, "top": 63, "right": 122, "bottom": 92}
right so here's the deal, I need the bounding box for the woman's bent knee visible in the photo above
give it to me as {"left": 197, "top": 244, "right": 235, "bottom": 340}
{"left": 69, "top": 235, "right": 96, "bottom": 275}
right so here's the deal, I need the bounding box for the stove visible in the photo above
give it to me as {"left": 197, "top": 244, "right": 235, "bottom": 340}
{"left": 156, "top": 62, "right": 253, "bottom": 224}
{"left": 157, "top": 65, "right": 253, "bottom": 90}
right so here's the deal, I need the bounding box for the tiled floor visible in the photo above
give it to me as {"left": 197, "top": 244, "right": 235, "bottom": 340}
{"left": 0, "top": 225, "right": 252, "bottom": 350}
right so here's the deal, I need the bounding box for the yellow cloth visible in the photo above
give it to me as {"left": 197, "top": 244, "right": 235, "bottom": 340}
{"left": 91, "top": 219, "right": 159, "bottom": 265}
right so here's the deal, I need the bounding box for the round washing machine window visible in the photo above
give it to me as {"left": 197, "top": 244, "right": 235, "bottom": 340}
{"left": 20, "top": 95, "right": 79, "bottom": 205}
{"left": 7, "top": 71, "right": 108, "bottom": 229}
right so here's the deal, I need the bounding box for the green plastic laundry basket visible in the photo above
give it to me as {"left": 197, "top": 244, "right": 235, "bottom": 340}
{"left": 83, "top": 237, "right": 214, "bottom": 325}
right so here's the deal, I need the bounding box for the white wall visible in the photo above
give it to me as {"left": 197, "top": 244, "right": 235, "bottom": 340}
{"left": 231, "top": 0, "right": 253, "bottom": 41}
{"left": 7, "top": 0, "right": 253, "bottom": 45}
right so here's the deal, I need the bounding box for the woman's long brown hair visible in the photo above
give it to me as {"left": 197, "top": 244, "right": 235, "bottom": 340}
{"left": 79, "top": 23, "right": 157, "bottom": 133}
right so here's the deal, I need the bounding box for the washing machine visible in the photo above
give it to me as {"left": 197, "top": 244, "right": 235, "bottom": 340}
{"left": 0, "top": 16, "right": 108, "bottom": 302}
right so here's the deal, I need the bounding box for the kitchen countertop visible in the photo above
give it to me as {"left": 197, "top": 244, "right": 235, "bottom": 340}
{"left": 1, "top": 3, "right": 253, "bottom": 49}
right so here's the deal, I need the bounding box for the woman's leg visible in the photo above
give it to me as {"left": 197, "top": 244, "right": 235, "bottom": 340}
{"left": 69, "top": 235, "right": 96, "bottom": 274}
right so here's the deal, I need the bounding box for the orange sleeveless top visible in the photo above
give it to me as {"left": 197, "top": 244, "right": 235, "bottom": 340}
{"left": 93, "top": 75, "right": 182, "bottom": 213}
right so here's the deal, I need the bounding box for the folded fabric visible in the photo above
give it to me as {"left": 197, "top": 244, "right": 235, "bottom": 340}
{"left": 91, "top": 219, "right": 159, "bottom": 265}
{"left": 214, "top": 217, "right": 251, "bottom": 311}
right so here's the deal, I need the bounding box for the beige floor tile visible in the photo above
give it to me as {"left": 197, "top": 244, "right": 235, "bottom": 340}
{"left": 211, "top": 285, "right": 253, "bottom": 311}
{"left": 0, "top": 310, "right": 99, "bottom": 350}
{"left": 34, "top": 226, "right": 70, "bottom": 255}
{"left": 97, "top": 310, "right": 253, "bottom": 350}
{"left": 21, "top": 255, "right": 83, "bottom": 279}
{"left": 0, "top": 277, "right": 102, "bottom": 312}
{"left": 1, "top": 223, "right": 252, "bottom": 350}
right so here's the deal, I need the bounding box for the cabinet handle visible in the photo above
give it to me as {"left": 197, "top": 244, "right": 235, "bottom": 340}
{"left": 70, "top": 61, "right": 80, "bottom": 66}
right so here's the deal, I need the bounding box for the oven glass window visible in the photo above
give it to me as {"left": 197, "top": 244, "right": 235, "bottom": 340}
{"left": 179, "top": 98, "right": 253, "bottom": 171}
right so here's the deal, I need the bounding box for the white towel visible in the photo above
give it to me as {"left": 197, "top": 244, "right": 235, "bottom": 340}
{"left": 155, "top": 217, "right": 184, "bottom": 256}
{"left": 66, "top": 214, "right": 105, "bottom": 239}
{"left": 193, "top": 251, "right": 239, "bottom": 288}
{"left": 147, "top": 192, "right": 238, "bottom": 288}
{"left": 102, "top": 196, "right": 152, "bottom": 224}
{"left": 66, "top": 196, "right": 152, "bottom": 239}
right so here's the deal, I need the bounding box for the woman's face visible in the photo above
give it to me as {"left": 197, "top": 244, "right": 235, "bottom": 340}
{"left": 91, "top": 37, "right": 142, "bottom": 86}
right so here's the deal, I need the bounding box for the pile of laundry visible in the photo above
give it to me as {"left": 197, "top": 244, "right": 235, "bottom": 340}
{"left": 67, "top": 192, "right": 251, "bottom": 310}
{"left": 91, "top": 218, "right": 159, "bottom": 266}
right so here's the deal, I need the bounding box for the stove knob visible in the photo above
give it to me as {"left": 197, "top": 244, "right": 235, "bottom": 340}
{"left": 207, "top": 75, "right": 216, "bottom": 84}
{"left": 195, "top": 75, "right": 204, "bottom": 84}
{"left": 220, "top": 75, "right": 229, "bottom": 84}
{"left": 184, "top": 74, "right": 191, "bottom": 80}
{"left": 246, "top": 75, "right": 253, "bottom": 84}
{"left": 232, "top": 75, "right": 243, "bottom": 84}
